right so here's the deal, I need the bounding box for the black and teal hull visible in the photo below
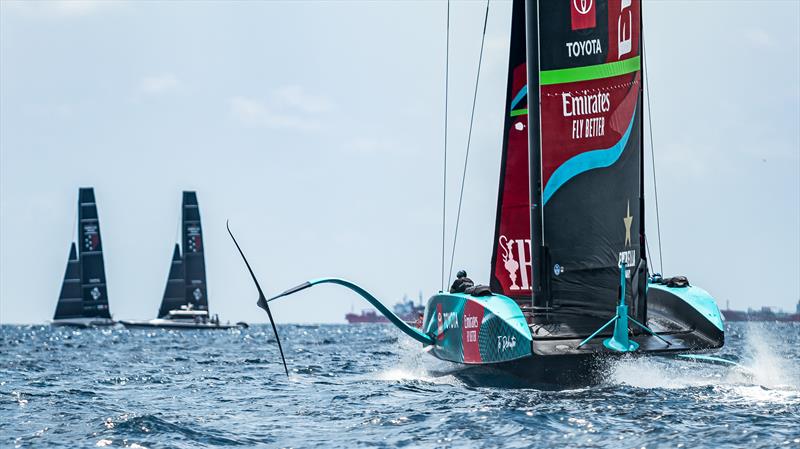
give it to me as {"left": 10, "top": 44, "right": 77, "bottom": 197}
{"left": 420, "top": 283, "right": 724, "bottom": 387}
{"left": 256, "top": 276, "right": 724, "bottom": 386}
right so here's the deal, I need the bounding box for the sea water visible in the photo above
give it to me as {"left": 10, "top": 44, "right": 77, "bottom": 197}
{"left": 1, "top": 322, "right": 798, "bottom": 448}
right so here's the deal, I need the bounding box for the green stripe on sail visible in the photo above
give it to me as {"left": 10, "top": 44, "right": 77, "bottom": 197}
{"left": 540, "top": 56, "right": 640, "bottom": 85}
{"left": 510, "top": 108, "right": 528, "bottom": 117}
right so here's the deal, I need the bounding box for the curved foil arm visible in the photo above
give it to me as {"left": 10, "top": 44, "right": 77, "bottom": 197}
{"left": 226, "top": 221, "right": 289, "bottom": 377}
{"left": 268, "top": 278, "right": 435, "bottom": 346}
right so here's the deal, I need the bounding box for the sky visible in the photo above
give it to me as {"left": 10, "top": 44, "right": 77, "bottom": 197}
{"left": 1, "top": 0, "right": 798, "bottom": 324}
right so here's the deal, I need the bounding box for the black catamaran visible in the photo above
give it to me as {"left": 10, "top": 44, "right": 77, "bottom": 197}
{"left": 230, "top": 0, "right": 727, "bottom": 385}
{"left": 52, "top": 187, "right": 115, "bottom": 327}
{"left": 121, "top": 191, "right": 246, "bottom": 330}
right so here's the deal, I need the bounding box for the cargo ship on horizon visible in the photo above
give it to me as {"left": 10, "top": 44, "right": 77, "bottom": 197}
{"left": 345, "top": 294, "right": 424, "bottom": 324}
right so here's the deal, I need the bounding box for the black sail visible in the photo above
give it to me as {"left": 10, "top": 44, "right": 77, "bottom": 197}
{"left": 77, "top": 187, "right": 112, "bottom": 319}
{"left": 53, "top": 243, "right": 83, "bottom": 320}
{"left": 181, "top": 191, "right": 209, "bottom": 312}
{"left": 524, "top": 0, "right": 645, "bottom": 319}
{"left": 157, "top": 244, "right": 186, "bottom": 318}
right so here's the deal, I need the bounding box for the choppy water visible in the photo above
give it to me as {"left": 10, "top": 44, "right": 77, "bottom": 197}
{"left": 2, "top": 322, "right": 799, "bottom": 448}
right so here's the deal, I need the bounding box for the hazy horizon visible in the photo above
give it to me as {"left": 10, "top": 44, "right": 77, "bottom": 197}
{"left": 1, "top": 0, "right": 798, "bottom": 324}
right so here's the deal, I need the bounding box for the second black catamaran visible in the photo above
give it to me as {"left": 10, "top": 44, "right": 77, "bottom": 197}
{"left": 52, "top": 187, "right": 115, "bottom": 327}
{"left": 230, "top": 0, "right": 728, "bottom": 385}
{"left": 122, "top": 192, "right": 246, "bottom": 330}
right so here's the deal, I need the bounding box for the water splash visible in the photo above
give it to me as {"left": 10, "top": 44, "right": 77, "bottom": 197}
{"left": 606, "top": 323, "right": 800, "bottom": 404}
{"left": 606, "top": 355, "right": 724, "bottom": 389}
{"left": 738, "top": 324, "right": 800, "bottom": 389}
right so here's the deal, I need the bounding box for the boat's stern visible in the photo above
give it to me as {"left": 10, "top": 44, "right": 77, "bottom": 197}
{"left": 422, "top": 292, "right": 532, "bottom": 364}
{"left": 645, "top": 283, "right": 725, "bottom": 350}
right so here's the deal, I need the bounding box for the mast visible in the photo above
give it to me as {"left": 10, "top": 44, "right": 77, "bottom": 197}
{"left": 524, "top": 0, "right": 546, "bottom": 307}
{"left": 636, "top": 1, "right": 647, "bottom": 324}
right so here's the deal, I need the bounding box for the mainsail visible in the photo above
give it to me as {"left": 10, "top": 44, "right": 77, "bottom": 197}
{"left": 78, "top": 187, "right": 112, "bottom": 318}
{"left": 181, "top": 191, "right": 208, "bottom": 312}
{"left": 157, "top": 244, "right": 186, "bottom": 318}
{"left": 492, "top": 0, "right": 646, "bottom": 320}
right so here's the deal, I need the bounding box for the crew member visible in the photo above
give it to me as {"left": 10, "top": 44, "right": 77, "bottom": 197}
{"left": 449, "top": 270, "right": 474, "bottom": 293}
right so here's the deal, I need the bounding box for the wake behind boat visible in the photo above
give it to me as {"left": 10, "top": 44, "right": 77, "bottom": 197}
{"left": 230, "top": 0, "right": 729, "bottom": 387}
{"left": 121, "top": 192, "right": 246, "bottom": 330}
{"left": 51, "top": 187, "right": 115, "bottom": 328}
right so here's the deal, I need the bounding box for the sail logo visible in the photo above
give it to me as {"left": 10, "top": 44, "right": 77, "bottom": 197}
{"left": 618, "top": 250, "right": 635, "bottom": 266}
{"left": 499, "top": 236, "right": 532, "bottom": 291}
{"left": 617, "top": 0, "right": 633, "bottom": 58}
{"left": 571, "top": 0, "right": 596, "bottom": 30}
{"left": 608, "top": 0, "right": 638, "bottom": 62}
{"left": 83, "top": 224, "right": 100, "bottom": 251}
{"left": 562, "top": 91, "right": 610, "bottom": 139}
{"left": 187, "top": 226, "right": 202, "bottom": 253}
{"left": 565, "top": 39, "right": 602, "bottom": 58}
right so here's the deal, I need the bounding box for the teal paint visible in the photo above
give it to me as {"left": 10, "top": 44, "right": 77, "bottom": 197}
{"left": 648, "top": 284, "right": 724, "bottom": 332}
{"left": 578, "top": 263, "right": 671, "bottom": 352}
{"left": 603, "top": 263, "right": 639, "bottom": 352}
{"left": 423, "top": 292, "right": 532, "bottom": 364}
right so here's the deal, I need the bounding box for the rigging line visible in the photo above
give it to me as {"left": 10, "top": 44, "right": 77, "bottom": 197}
{"left": 643, "top": 36, "right": 664, "bottom": 275}
{"left": 447, "top": 0, "right": 490, "bottom": 284}
{"left": 441, "top": 0, "right": 450, "bottom": 292}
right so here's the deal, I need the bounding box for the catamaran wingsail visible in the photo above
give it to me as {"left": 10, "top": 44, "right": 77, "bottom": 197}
{"left": 52, "top": 188, "right": 115, "bottom": 327}
{"left": 121, "top": 191, "right": 246, "bottom": 330}
{"left": 231, "top": 0, "right": 726, "bottom": 385}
